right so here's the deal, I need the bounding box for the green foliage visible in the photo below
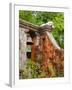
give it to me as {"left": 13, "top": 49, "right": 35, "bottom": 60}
{"left": 19, "top": 59, "right": 40, "bottom": 79}
{"left": 19, "top": 59, "right": 49, "bottom": 79}
{"left": 19, "top": 59, "right": 64, "bottom": 79}
{"left": 19, "top": 10, "right": 64, "bottom": 48}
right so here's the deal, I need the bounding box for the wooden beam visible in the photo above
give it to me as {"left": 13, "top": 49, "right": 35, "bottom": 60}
{"left": 19, "top": 19, "right": 39, "bottom": 32}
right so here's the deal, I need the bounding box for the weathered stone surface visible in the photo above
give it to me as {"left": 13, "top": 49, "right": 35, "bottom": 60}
{"left": 19, "top": 28, "right": 27, "bottom": 69}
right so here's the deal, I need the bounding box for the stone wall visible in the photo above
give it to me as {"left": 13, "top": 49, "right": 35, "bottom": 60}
{"left": 19, "top": 28, "right": 27, "bottom": 69}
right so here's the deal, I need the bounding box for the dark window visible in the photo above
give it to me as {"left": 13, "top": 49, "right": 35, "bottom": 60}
{"left": 26, "top": 52, "right": 31, "bottom": 59}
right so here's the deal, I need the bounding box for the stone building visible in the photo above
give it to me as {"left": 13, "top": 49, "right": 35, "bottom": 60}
{"left": 19, "top": 19, "right": 64, "bottom": 76}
